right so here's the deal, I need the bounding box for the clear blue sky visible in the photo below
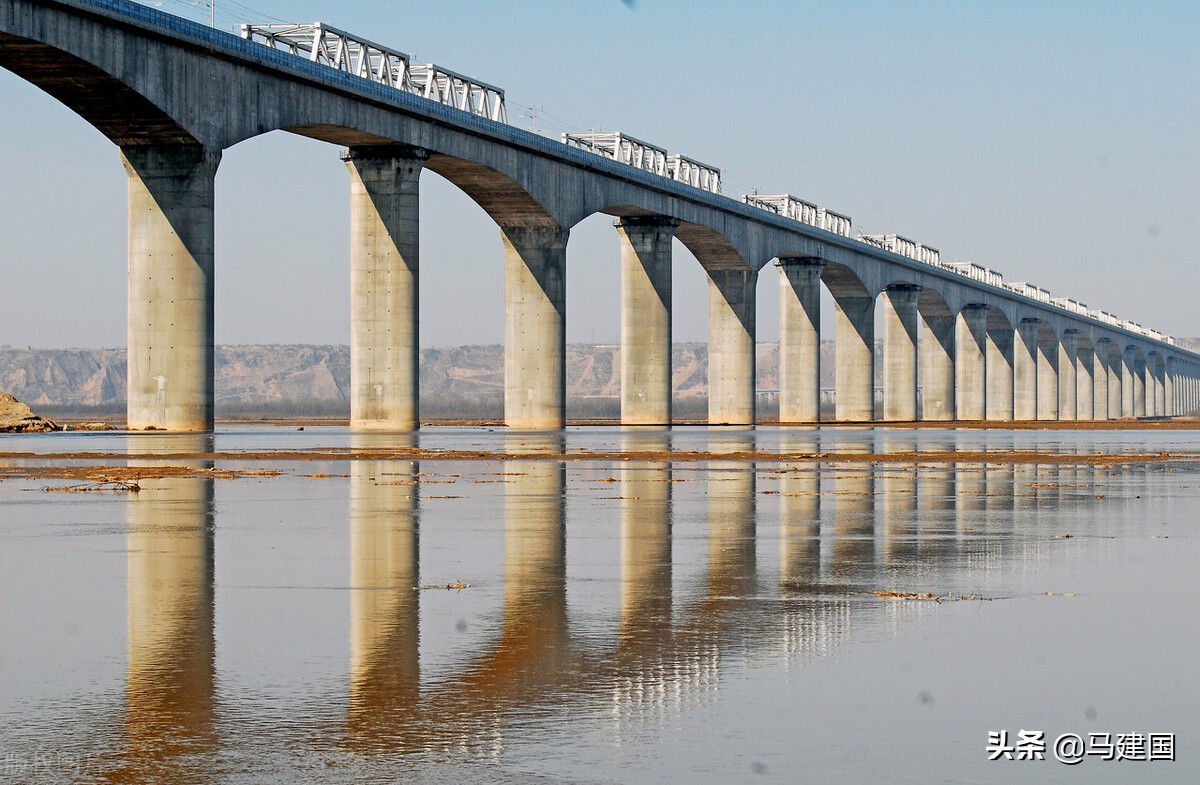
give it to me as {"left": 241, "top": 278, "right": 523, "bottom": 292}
{"left": 1, "top": 0, "right": 1196, "bottom": 348}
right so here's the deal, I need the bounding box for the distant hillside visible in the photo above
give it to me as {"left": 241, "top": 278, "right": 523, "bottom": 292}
{"left": 10, "top": 337, "right": 1192, "bottom": 414}
{"left": 0, "top": 342, "right": 842, "bottom": 412}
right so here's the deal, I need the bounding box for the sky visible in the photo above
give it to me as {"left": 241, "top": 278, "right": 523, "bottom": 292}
{"left": 0, "top": 0, "right": 1196, "bottom": 349}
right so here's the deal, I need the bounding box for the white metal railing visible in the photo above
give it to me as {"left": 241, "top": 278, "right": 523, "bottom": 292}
{"left": 818, "top": 208, "right": 853, "bottom": 237}
{"left": 945, "top": 261, "right": 1003, "bottom": 288}
{"left": 408, "top": 63, "right": 507, "bottom": 122}
{"left": 666, "top": 154, "right": 721, "bottom": 194}
{"left": 741, "top": 194, "right": 853, "bottom": 236}
{"left": 561, "top": 132, "right": 667, "bottom": 177}
{"left": 1005, "top": 282, "right": 1052, "bottom": 304}
{"left": 860, "top": 233, "right": 941, "bottom": 266}
{"left": 562, "top": 131, "right": 721, "bottom": 194}
{"left": 240, "top": 23, "right": 506, "bottom": 122}
{"left": 913, "top": 243, "right": 940, "bottom": 266}
{"left": 1051, "top": 297, "right": 1089, "bottom": 316}
{"left": 743, "top": 193, "right": 818, "bottom": 226}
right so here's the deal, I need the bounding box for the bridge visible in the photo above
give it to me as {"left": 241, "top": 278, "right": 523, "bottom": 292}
{"left": 2, "top": 0, "right": 1197, "bottom": 431}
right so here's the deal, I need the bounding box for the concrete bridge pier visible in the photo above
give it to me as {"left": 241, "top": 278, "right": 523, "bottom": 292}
{"left": 1142, "top": 357, "right": 1156, "bottom": 416}
{"left": 985, "top": 323, "right": 1014, "bottom": 421}
{"left": 1164, "top": 361, "right": 1175, "bottom": 417}
{"left": 1152, "top": 357, "right": 1161, "bottom": 415}
{"left": 1057, "top": 331, "right": 1078, "bottom": 421}
{"left": 1121, "top": 348, "right": 1136, "bottom": 417}
{"left": 503, "top": 225, "right": 569, "bottom": 429}
{"left": 778, "top": 259, "right": 823, "bottom": 423}
{"left": 1036, "top": 331, "right": 1059, "bottom": 420}
{"left": 1106, "top": 345, "right": 1122, "bottom": 418}
{"left": 707, "top": 268, "right": 757, "bottom": 425}
{"left": 124, "top": 145, "right": 220, "bottom": 432}
{"left": 920, "top": 311, "right": 955, "bottom": 421}
{"left": 881, "top": 284, "right": 920, "bottom": 421}
{"left": 954, "top": 305, "right": 988, "bottom": 420}
{"left": 1076, "top": 344, "right": 1095, "bottom": 420}
{"left": 1093, "top": 340, "right": 1111, "bottom": 420}
{"left": 345, "top": 146, "right": 426, "bottom": 431}
{"left": 616, "top": 218, "right": 677, "bottom": 426}
{"left": 834, "top": 294, "right": 874, "bottom": 422}
{"left": 1131, "top": 351, "right": 1147, "bottom": 417}
{"left": 1014, "top": 319, "right": 1040, "bottom": 420}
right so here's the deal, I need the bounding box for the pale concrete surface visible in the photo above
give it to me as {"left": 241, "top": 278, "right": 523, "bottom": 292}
{"left": 346, "top": 147, "right": 424, "bottom": 431}
{"left": 617, "top": 218, "right": 676, "bottom": 426}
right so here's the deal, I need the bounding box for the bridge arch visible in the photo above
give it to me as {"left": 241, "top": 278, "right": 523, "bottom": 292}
{"left": 0, "top": 26, "right": 197, "bottom": 145}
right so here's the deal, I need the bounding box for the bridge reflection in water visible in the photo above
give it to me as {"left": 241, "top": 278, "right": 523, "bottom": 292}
{"left": 106, "top": 433, "right": 1132, "bottom": 769}
{"left": 117, "top": 434, "right": 216, "bottom": 784}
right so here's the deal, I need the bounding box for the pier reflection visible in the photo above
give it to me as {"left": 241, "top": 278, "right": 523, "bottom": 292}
{"left": 830, "top": 434, "right": 875, "bottom": 583}
{"left": 707, "top": 431, "right": 756, "bottom": 599}
{"left": 618, "top": 431, "right": 672, "bottom": 643}
{"left": 778, "top": 430, "right": 821, "bottom": 589}
{"left": 114, "top": 434, "right": 215, "bottom": 784}
{"left": 345, "top": 433, "right": 420, "bottom": 749}
{"left": 100, "top": 429, "right": 1129, "bottom": 764}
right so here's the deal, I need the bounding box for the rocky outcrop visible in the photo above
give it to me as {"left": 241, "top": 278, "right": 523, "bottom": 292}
{"left": 0, "top": 391, "right": 61, "bottom": 432}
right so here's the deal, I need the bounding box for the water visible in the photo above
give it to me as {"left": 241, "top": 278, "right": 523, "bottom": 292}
{"left": 0, "top": 426, "right": 1196, "bottom": 783}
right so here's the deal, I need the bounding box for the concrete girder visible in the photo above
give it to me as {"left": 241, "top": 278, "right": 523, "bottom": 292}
{"left": 3, "top": 2, "right": 1191, "bottom": 351}
{"left": 5, "top": 0, "right": 1198, "bottom": 434}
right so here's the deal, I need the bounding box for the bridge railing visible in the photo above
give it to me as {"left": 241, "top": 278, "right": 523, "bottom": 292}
{"left": 408, "top": 63, "right": 507, "bottom": 123}
{"left": 740, "top": 194, "right": 853, "bottom": 237}
{"left": 1004, "top": 282, "right": 1052, "bottom": 304}
{"left": 562, "top": 132, "right": 668, "bottom": 177}
{"left": 1051, "top": 296, "right": 1089, "bottom": 316}
{"left": 562, "top": 132, "right": 721, "bottom": 194}
{"left": 945, "top": 261, "right": 1004, "bottom": 288}
{"left": 666, "top": 154, "right": 721, "bottom": 194}
{"left": 240, "top": 22, "right": 505, "bottom": 122}
{"left": 860, "top": 234, "right": 944, "bottom": 268}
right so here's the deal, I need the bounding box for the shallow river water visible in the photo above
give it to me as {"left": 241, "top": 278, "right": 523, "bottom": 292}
{"left": 0, "top": 426, "right": 1197, "bottom": 784}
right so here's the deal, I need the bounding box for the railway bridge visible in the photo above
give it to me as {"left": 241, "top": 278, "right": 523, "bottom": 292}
{"left": 2, "top": 0, "right": 1196, "bottom": 430}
